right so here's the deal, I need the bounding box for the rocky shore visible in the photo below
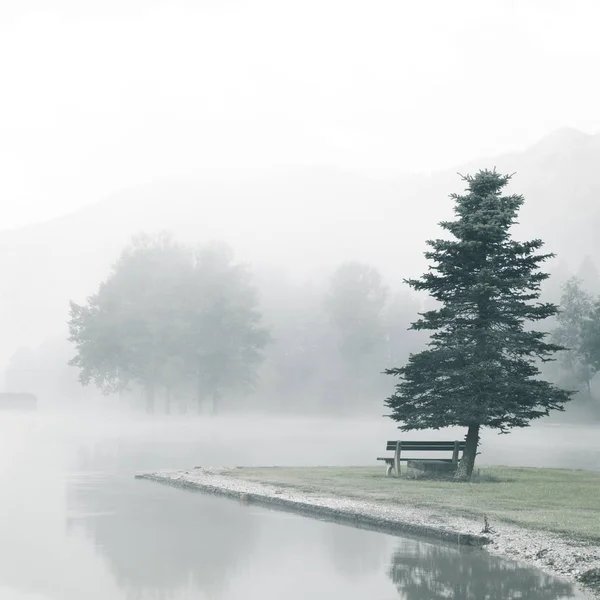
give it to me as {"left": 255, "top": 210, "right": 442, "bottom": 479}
{"left": 136, "top": 467, "right": 600, "bottom": 598}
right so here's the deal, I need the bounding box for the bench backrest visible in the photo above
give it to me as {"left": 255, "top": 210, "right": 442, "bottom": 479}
{"left": 385, "top": 440, "right": 466, "bottom": 452}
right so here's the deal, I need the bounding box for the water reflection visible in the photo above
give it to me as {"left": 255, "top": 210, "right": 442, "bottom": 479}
{"left": 68, "top": 476, "right": 259, "bottom": 599}
{"left": 67, "top": 470, "right": 581, "bottom": 600}
{"left": 388, "top": 543, "right": 576, "bottom": 600}
{"left": 0, "top": 414, "right": 589, "bottom": 599}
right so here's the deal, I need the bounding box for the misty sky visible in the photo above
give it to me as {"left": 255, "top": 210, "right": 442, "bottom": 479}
{"left": 2, "top": 0, "right": 599, "bottom": 229}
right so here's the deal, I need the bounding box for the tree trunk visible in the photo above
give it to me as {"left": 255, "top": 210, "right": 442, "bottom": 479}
{"left": 145, "top": 382, "right": 156, "bottom": 415}
{"left": 454, "top": 424, "right": 480, "bottom": 481}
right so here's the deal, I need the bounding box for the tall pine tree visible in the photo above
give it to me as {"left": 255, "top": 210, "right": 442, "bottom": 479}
{"left": 385, "top": 170, "right": 573, "bottom": 480}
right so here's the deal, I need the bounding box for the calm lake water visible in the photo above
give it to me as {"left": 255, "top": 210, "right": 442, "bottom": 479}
{"left": 0, "top": 411, "right": 593, "bottom": 600}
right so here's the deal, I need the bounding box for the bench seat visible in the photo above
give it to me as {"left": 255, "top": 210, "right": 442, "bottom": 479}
{"left": 377, "top": 457, "right": 454, "bottom": 463}
{"left": 377, "top": 440, "right": 465, "bottom": 476}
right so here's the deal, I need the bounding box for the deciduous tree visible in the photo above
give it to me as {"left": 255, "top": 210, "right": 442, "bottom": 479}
{"left": 552, "top": 277, "right": 595, "bottom": 398}
{"left": 178, "top": 242, "right": 270, "bottom": 413}
{"left": 68, "top": 234, "right": 269, "bottom": 414}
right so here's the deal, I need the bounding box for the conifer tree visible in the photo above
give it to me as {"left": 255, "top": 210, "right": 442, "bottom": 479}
{"left": 385, "top": 170, "right": 573, "bottom": 480}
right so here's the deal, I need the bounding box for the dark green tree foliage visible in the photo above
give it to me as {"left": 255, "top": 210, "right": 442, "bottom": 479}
{"left": 68, "top": 233, "right": 269, "bottom": 413}
{"left": 385, "top": 170, "right": 573, "bottom": 479}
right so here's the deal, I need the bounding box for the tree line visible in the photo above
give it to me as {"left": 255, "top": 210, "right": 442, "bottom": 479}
{"left": 68, "top": 235, "right": 269, "bottom": 414}
{"left": 67, "top": 234, "right": 420, "bottom": 414}
{"left": 68, "top": 169, "right": 583, "bottom": 479}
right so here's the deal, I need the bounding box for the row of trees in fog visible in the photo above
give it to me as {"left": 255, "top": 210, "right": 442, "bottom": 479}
{"left": 67, "top": 233, "right": 423, "bottom": 414}
{"left": 64, "top": 224, "right": 600, "bottom": 421}
{"left": 68, "top": 234, "right": 269, "bottom": 413}
{"left": 12, "top": 168, "right": 593, "bottom": 482}
{"left": 63, "top": 169, "right": 596, "bottom": 478}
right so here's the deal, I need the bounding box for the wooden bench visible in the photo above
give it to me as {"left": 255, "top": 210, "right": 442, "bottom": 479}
{"left": 377, "top": 440, "right": 466, "bottom": 476}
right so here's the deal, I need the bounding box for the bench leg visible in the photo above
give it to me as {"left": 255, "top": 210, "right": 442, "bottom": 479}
{"left": 394, "top": 441, "right": 401, "bottom": 478}
{"left": 386, "top": 463, "right": 393, "bottom": 477}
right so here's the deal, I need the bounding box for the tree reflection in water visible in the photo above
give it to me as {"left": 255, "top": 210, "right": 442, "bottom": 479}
{"left": 388, "top": 542, "right": 576, "bottom": 600}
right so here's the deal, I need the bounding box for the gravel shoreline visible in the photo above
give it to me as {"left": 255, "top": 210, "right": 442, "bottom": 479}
{"left": 136, "top": 467, "right": 600, "bottom": 599}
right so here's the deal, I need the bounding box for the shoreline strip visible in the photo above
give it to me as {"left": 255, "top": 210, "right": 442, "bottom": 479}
{"left": 136, "top": 468, "right": 599, "bottom": 599}
{"left": 136, "top": 471, "right": 489, "bottom": 547}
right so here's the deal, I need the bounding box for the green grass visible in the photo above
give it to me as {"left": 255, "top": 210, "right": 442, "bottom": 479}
{"left": 226, "top": 466, "right": 600, "bottom": 542}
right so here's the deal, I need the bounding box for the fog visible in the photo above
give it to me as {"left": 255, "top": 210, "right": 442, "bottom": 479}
{"left": 2, "top": 5, "right": 600, "bottom": 402}
{"left": 3, "top": 145, "right": 600, "bottom": 418}
{"left": 2, "top": 3, "right": 600, "bottom": 416}
{"left": 3, "top": 0, "right": 599, "bottom": 227}
{"left": 1, "top": 2, "right": 600, "bottom": 597}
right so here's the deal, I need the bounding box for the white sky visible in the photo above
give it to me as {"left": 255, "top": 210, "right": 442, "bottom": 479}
{"left": 1, "top": 0, "right": 599, "bottom": 229}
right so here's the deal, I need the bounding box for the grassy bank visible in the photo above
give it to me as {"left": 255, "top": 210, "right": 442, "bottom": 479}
{"left": 226, "top": 466, "right": 600, "bottom": 541}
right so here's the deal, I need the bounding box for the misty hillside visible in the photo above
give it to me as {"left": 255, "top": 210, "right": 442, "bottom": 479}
{"left": 1, "top": 128, "right": 599, "bottom": 366}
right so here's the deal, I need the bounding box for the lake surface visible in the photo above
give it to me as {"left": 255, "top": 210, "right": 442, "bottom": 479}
{"left": 0, "top": 411, "right": 593, "bottom": 599}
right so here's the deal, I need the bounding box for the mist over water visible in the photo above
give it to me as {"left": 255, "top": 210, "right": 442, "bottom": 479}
{"left": 2, "top": 2, "right": 600, "bottom": 598}
{"left": 0, "top": 412, "right": 594, "bottom": 599}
